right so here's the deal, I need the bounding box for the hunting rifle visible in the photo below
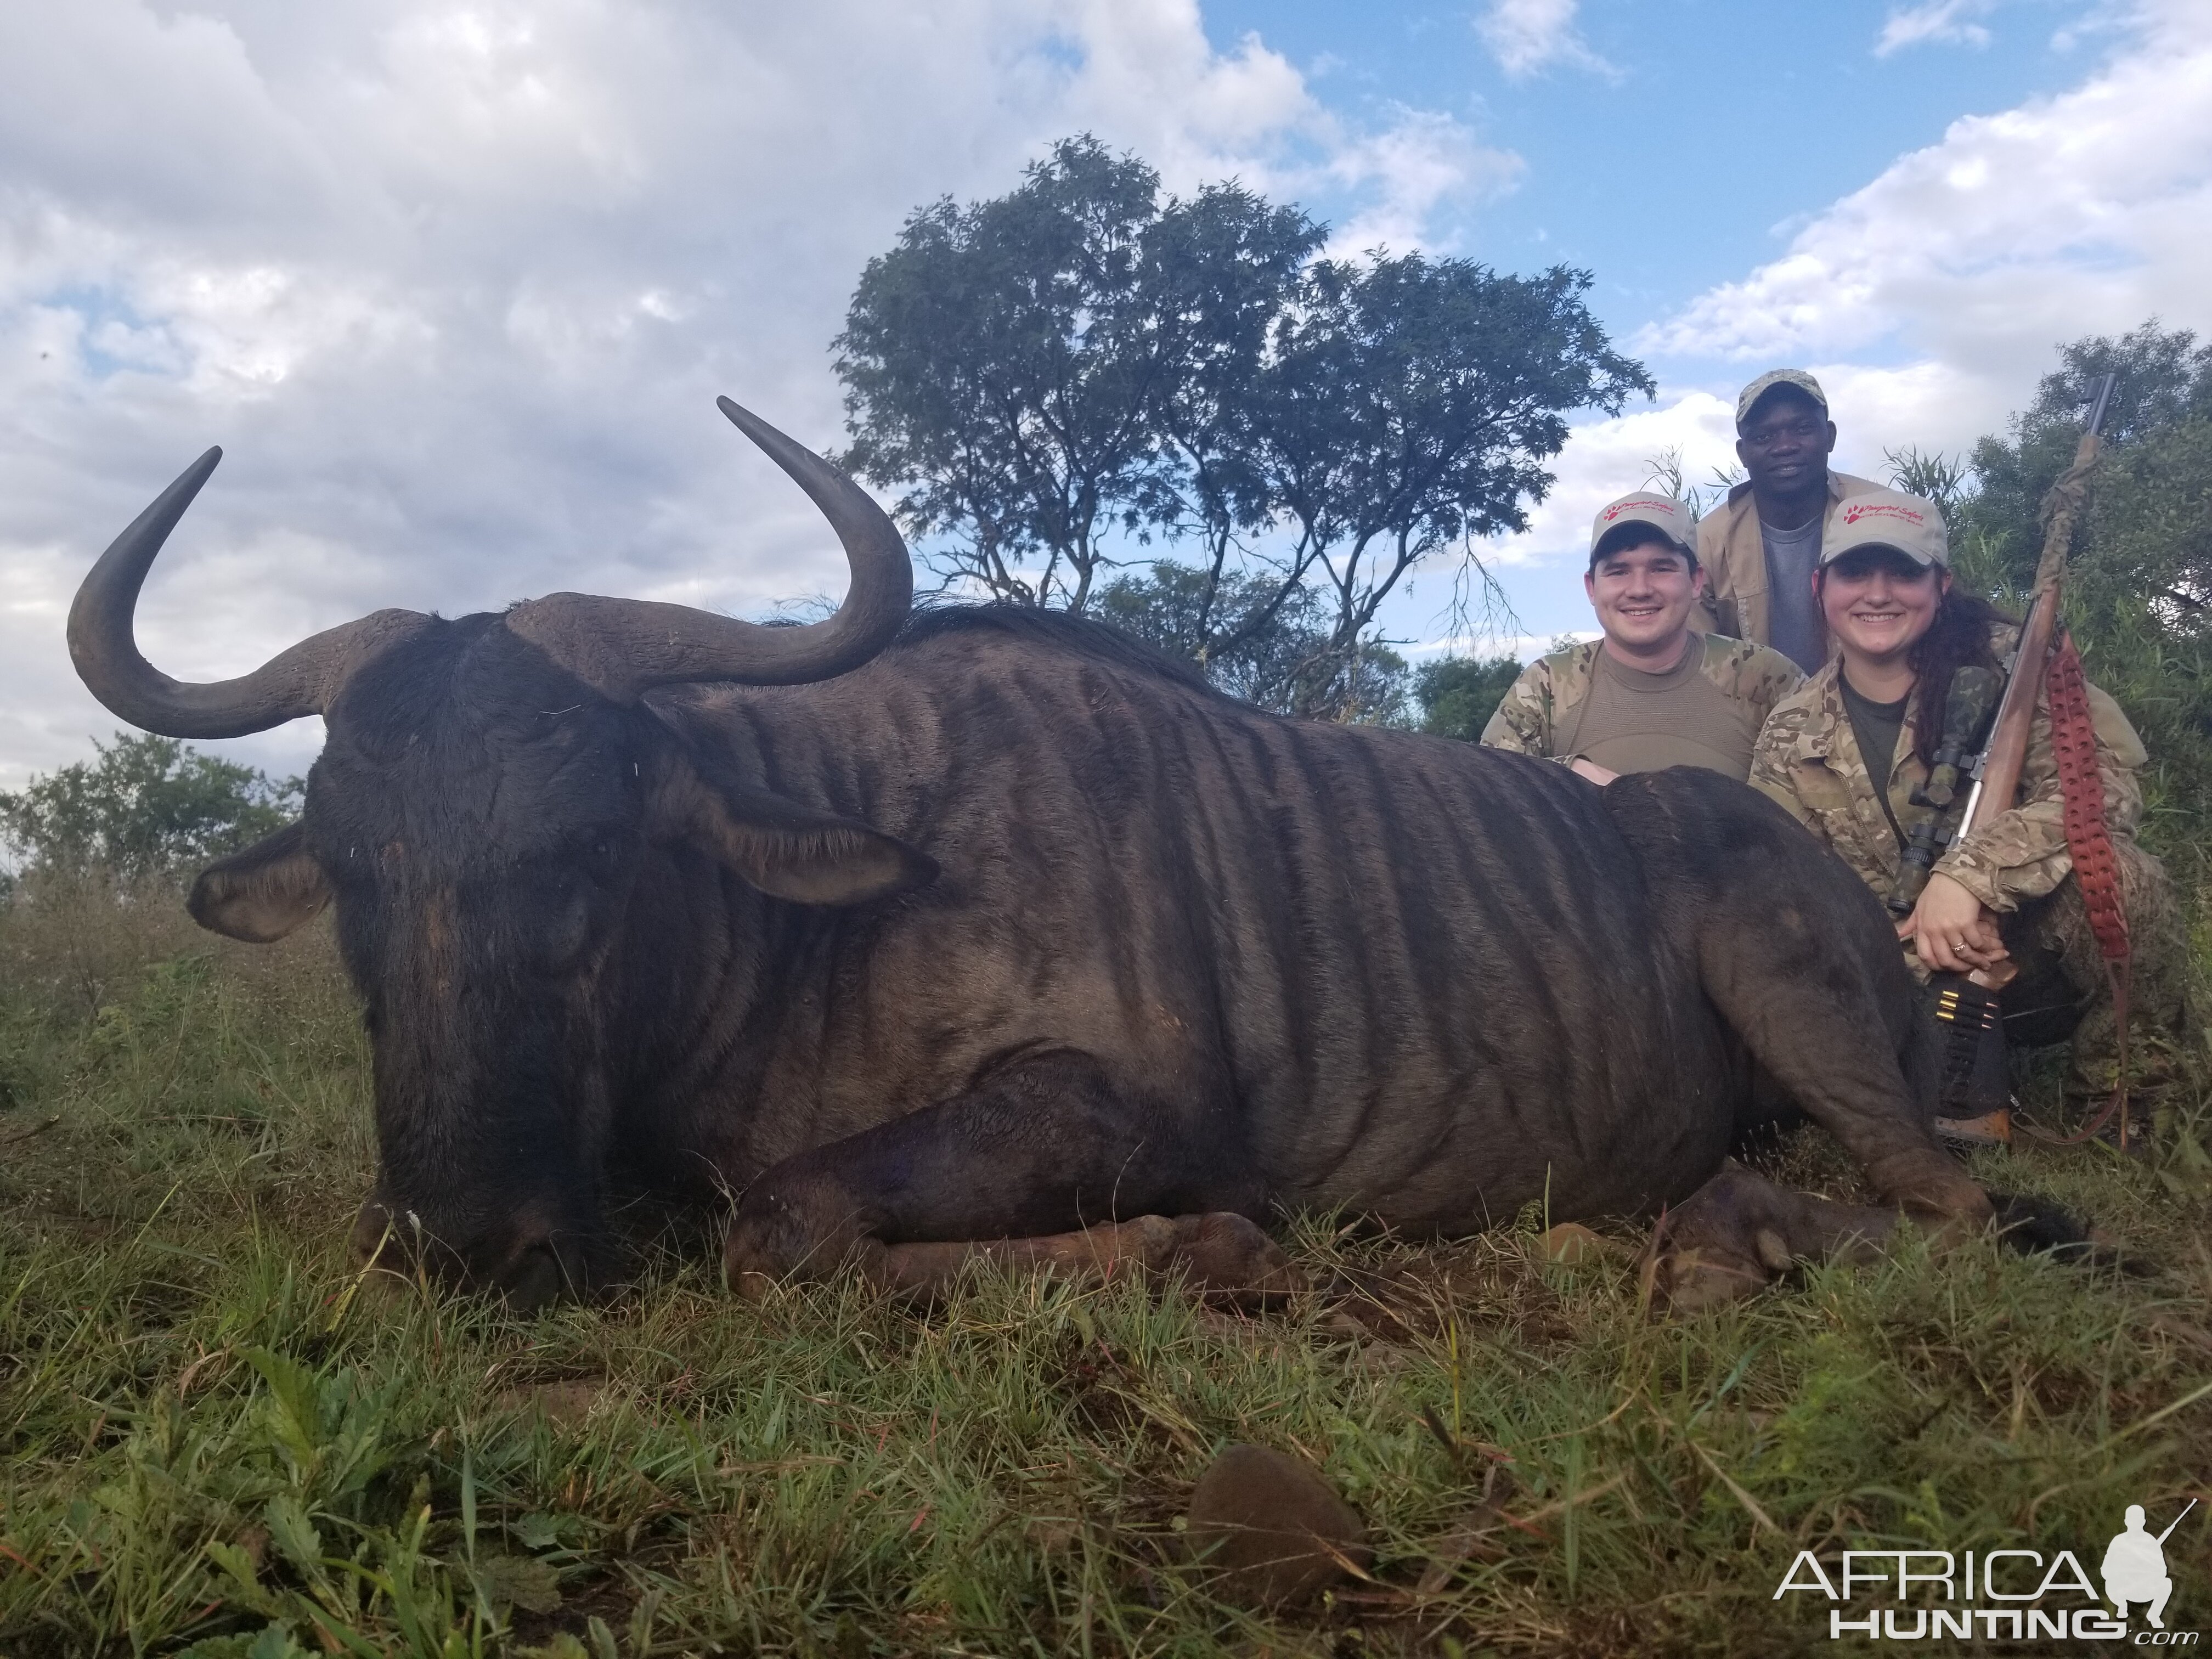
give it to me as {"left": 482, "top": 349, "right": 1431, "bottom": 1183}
{"left": 1890, "top": 373, "right": 2121, "bottom": 1146}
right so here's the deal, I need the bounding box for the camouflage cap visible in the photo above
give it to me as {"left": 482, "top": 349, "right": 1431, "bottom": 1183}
{"left": 1821, "top": 488, "right": 1950, "bottom": 568}
{"left": 1735, "top": 369, "right": 1829, "bottom": 427}
{"left": 1589, "top": 491, "right": 1697, "bottom": 567}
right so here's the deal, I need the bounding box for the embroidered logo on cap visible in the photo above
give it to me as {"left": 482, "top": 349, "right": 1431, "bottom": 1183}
{"left": 1841, "top": 501, "right": 1927, "bottom": 526}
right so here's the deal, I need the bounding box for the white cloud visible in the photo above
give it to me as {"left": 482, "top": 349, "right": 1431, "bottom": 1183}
{"left": 1634, "top": 1, "right": 2212, "bottom": 454}
{"left": 1319, "top": 107, "right": 1526, "bottom": 254}
{"left": 1454, "top": 391, "right": 1739, "bottom": 578}
{"left": 0, "top": 0, "right": 1511, "bottom": 787}
{"left": 1876, "top": 0, "right": 2001, "bottom": 56}
{"left": 1409, "top": 630, "right": 1594, "bottom": 662}
{"left": 1475, "top": 0, "right": 1616, "bottom": 81}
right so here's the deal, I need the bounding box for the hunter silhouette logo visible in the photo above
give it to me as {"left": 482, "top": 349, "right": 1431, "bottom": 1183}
{"left": 2106, "top": 1500, "right": 2196, "bottom": 1630}
{"left": 1772, "top": 1497, "right": 2200, "bottom": 1642}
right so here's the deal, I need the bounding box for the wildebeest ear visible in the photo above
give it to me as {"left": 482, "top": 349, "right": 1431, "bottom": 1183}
{"left": 650, "top": 755, "right": 936, "bottom": 906}
{"left": 188, "top": 821, "right": 333, "bottom": 942}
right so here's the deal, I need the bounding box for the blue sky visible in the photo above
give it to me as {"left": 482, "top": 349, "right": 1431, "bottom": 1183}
{"left": 1183, "top": 0, "right": 2189, "bottom": 650}
{"left": 1, "top": 0, "right": 2207, "bottom": 782}
{"left": 1207, "top": 0, "right": 2083, "bottom": 326}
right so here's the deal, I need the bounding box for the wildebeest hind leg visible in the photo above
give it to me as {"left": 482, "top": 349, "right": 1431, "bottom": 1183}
{"left": 723, "top": 1048, "right": 1277, "bottom": 1297}
{"left": 867, "top": 1213, "right": 1301, "bottom": 1307}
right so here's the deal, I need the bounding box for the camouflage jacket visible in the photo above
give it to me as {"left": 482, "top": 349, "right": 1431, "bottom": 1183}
{"left": 1480, "top": 633, "right": 1805, "bottom": 767}
{"left": 1747, "top": 628, "right": 2148, "bottom": 913}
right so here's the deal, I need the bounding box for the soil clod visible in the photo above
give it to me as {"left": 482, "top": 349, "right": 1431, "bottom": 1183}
{"left": 1185, "top": 1442, "right": 1370, "bottom": 1607}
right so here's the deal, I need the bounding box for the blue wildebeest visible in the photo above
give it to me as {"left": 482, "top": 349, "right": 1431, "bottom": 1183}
{"left": 68, "top": 400, "right": 1992, "bottom": 1312}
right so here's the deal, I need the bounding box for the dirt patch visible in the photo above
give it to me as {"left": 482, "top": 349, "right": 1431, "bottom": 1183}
{"left": 1313, "top": 1237, "right": 1584, "bottom": 1349}
{"left": 496, "top": 1378, "right": 609, "bottom": 1430}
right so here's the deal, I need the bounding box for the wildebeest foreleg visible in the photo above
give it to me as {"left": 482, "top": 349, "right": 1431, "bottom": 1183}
{"left": 1602, "top": 774, "right": 1990, "bottom": 1232}
{"left": 1690, "top": 900, "right": 1990, "bottom": 1230}
{"left": 722, "top": 1048, "right": 1269, "bottom": 1296}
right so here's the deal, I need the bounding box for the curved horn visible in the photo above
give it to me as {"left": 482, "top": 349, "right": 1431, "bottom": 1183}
{"left": 68, "top": 447, "right": 429, "bottom": 738}
{"left": 502, "top": 398, "right": 913, "bottom": 699}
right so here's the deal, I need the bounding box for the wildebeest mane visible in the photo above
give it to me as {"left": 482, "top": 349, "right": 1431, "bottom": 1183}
{"left": 893, "top": 603, "right": 1222, "bottom": 699}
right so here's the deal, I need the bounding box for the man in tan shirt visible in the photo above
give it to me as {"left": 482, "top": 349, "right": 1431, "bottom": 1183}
{"left": 1697, "top": 368, "right": 1880, "bottom": 672}
{"left": 1482, "top": 491, "right": 1802, "bottom": 781}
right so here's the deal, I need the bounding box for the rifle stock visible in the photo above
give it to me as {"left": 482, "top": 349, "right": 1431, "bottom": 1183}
{"left": 1963, "top": 534, "right": 2066, "bottom": 836}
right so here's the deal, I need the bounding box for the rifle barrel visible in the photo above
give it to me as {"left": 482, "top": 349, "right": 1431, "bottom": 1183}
{"left": 2155, "top": 1497, "right": 2197, "bottom": 1544}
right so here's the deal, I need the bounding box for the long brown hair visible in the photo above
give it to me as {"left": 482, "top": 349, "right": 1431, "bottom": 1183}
{"left": 1906, "top": 586, "right": 2013, "bottom": 769}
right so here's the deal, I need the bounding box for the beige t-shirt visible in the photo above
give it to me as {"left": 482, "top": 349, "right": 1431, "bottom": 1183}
{"left": 1558, "top": 643, "right": 1768, "bottom": 778}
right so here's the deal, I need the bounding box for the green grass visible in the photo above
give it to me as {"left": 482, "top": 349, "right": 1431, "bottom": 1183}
{"left": 2, "top": 877, "right": 2209, "bottom": 1657}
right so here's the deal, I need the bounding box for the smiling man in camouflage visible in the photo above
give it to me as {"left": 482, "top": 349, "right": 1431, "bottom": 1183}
{"left": 1482, "top": 492, "right": 1802, "bottom": 782}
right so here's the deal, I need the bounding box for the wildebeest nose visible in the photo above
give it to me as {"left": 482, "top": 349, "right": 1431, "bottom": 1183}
{"left": 348, "top": 1194, "right": 584, "bottom": 1308}
{"left": 499, "top": 1244, "right": 567, "bottom": 1314}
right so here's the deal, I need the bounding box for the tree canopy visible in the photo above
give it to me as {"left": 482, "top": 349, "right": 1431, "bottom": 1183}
{"left": 1956, "top": 321, "right": 2212, "bottom": 596}
{"left": 1095, "top": 562, "right": 1411, "bottom": 723}
{"left": 836, "top": 134, "right": 1651, "bottom": 719}
{"left": 1942, "top": 321, "right": 2212, "bottom": 881}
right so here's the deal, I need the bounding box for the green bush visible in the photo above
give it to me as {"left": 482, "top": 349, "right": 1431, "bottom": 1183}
{"left": 1413, "top": 655, "right": 1521, "bottom": 742}
{"left": 0, "top": 733, "right": 300, "bottom": 883}
{"left": 1943, "top": 324, "right": 2212, "bottom": 887}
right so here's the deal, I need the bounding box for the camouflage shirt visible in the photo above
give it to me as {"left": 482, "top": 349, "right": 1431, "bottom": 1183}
{"left": 1480, "top": 633, "right": 1805, "bottom": 778}
{"left": 1748, "top": 627, "right": 2148, "bottom": 913}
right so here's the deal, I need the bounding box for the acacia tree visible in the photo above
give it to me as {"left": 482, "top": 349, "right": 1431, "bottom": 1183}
{"left": 836, "top": 136, "right": 1652, "bottom": 718}
{"left": 1251, "top": 254, "right": 1650, "bottom": 714}
{"left": 1136, "top": 184, "right": 1325, "bottom": 659}
{"left": 1096, "top": 562, "right": 1412, "bottom": 719}
{"left": 836, "top": 137, "right": 1183, "bottom": 612}
{"left": 1959, "top": 321, "right": 2212, "bottom": 590}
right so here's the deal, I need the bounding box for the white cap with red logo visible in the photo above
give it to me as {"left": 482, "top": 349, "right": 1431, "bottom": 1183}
{"left": 1589, "top": 492, "right": 1697, "bottom": 567}
{"left": 1820, "top": 488, "right": 1950, "bottom": 569}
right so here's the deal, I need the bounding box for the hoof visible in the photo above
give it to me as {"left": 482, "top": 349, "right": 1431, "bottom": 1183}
{"left": 1640, "top": 1163, "right": 1892, "bottom": 1318}
{"left": 1186, "top": 1443, "right": 1370, "bottom": 1608}
{"left": 1171, "top": 1214, "right": 1306, "bottom": 1306}
{"left": 349, "top": 1195, "right": 403, "bottom": 1265}
{"left": 725, "top": 1226, "right": 886, "bottom": 1299}
{"left": 722, "top": 1184, "right": 883, "bottom": 1295}
{"left": 1641, "top": 1239, "right": 1785, "bottom": 1315}
{"left": 1867, "top": 1152, "right": 1995, "bottom": 1238}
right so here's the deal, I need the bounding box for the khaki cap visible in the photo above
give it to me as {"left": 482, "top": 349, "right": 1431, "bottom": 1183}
{"left": 1589, "top": 492, "right": 1697, "bottom": 566}
{"left": 1735, "top": 368, "right": 1829, "bottom": 426}
{"left": 1821, "top": 488, "right": 1950, "bottom": 568}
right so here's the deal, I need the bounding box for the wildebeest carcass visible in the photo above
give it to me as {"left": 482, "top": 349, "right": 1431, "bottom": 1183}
{"left": 68, "top": 399, "right": 1992, "bottom": 1313}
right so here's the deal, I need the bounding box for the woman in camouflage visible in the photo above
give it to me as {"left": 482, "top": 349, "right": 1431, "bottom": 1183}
{"left": 1748, "top": 489, "right": 2191, "bottom": 1113}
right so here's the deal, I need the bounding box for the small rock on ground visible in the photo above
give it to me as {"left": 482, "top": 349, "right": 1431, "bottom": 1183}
{"left": 1536, "top": 1222, "right": 1618, "bottom": 1265}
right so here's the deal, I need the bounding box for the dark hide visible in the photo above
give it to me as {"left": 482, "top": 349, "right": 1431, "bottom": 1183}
{"left": 196, "top": 605, "right": 1976, "bottom": 1301}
